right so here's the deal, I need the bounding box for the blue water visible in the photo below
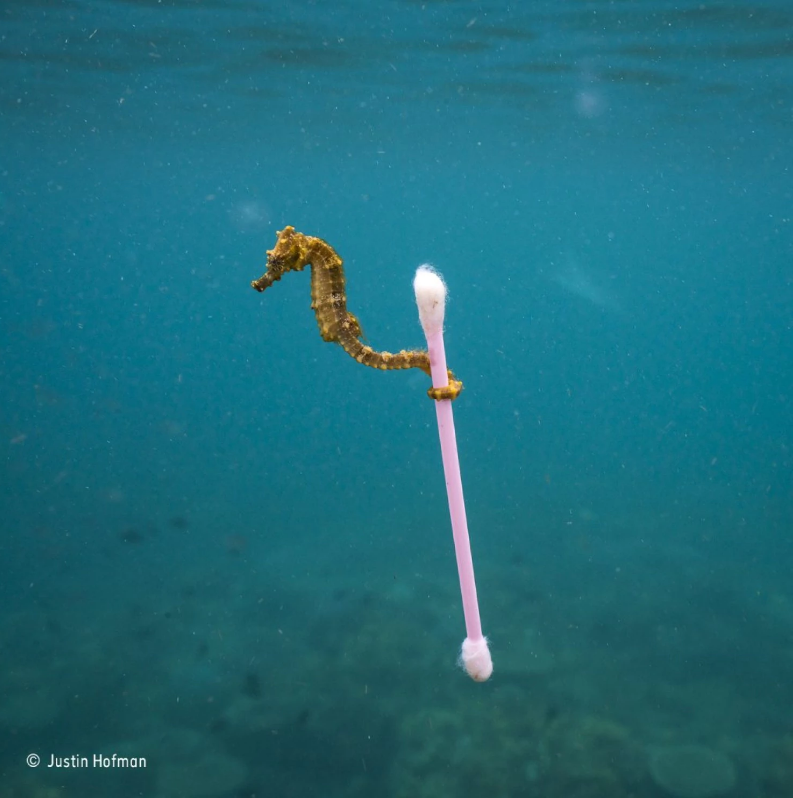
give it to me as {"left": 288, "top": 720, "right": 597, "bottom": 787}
{"left": 2, "top": 1, "right": 792, "bottom": 796}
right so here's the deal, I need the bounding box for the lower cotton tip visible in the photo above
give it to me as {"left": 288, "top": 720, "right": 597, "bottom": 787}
{"left": 460, "top": 636, "right": 493, "bottom": 682}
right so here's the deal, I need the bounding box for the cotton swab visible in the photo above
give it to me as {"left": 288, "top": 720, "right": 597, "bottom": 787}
{"left": 413, "top": 265, "right": 493, "bottom": 682}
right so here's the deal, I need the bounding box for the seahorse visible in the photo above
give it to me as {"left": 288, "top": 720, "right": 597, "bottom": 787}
{"left": 251, "top": 226, "right": 462, "bottom": 401}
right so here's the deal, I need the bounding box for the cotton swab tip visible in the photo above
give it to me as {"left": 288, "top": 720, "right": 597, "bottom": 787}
{"left": 460, "top": 636, "right": 493, "bottom": 682}
{"left": 413, "top": 264, "right": 447, "bottom": 337}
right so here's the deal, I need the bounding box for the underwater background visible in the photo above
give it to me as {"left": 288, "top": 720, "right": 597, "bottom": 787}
{"left": 1, "top": 1, "right": 792, "bottom": 796}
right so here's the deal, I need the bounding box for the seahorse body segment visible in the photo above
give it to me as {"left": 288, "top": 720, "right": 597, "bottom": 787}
{"left": 251, "top": 226, "right": 462, "bottom": 400}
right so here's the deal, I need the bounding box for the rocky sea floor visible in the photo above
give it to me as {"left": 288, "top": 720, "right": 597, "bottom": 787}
{"left": 2, "top": 506, "right": 792, "bottom": 798}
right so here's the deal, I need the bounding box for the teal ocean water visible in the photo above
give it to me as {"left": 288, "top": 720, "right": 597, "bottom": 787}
{"left": 2, "top": 1, "right": 791, "bottom": 796}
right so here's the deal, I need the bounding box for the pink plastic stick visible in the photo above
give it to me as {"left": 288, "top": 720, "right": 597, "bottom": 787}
{"left": 415, "top": 267, "right": 493, "bottom": 682}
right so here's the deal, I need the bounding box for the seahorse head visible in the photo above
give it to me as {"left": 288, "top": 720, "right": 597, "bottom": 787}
{"left": 266, "top": 226, "right": 305, "bottom": 275}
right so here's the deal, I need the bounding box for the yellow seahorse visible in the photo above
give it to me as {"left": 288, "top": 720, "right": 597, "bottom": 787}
{"left": 251, "top": 226, "right": 462, "bottom": 401}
